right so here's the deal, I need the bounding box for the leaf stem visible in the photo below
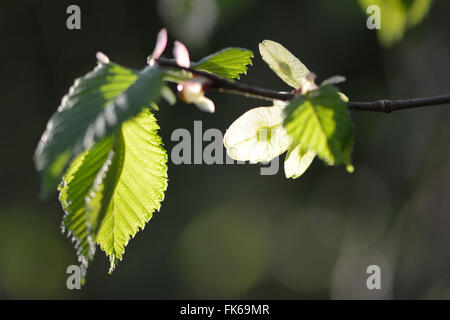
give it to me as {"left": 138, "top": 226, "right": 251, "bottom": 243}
{"left": 156, "top": 58, "right": 450, "bottom": 112}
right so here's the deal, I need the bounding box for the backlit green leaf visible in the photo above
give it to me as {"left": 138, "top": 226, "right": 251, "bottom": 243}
{"left": 89, "top": 109, "right": 168, "bottom": 272}
{"left": 59, "top": 109, "right": 168, "bottom": 277}
{"left": 259, "top": 40, "right": 310, "bottom": 89}
{"left": 192, "top": 48, "right": 254, "bottom": 80}
{"left": 283, "top": 85, "right": 353, "bottom": 169}
{"left": 59, "top": 136, "right": 115, "bottom": 278}
{"left": 34, "top": 59, "right": 163, "bottom": 199}
{"left": 34, "top": 61, "right": 139, "bottom": 198}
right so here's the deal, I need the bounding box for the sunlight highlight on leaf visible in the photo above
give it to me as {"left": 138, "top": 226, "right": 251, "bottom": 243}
{"left": 91, "top": 109, "right": 168, "bottom": 272}
{"left": 259, "top": 40, "right": 310, "bottom": 89}
{"left": 283, "top": 85, "right": 353, "bottom": 169}
{"left": 59, "top": 109, "right": 168, "bottom": 276}
{"left": 34, "top": 60, "right": 139, "bottom": 198}
{"left": 193, "top": 48, "right": 254, "bottom": 80}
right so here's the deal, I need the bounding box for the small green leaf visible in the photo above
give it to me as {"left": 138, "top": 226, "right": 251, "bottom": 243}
{"left": 192, "top": 48, "right": 254, "bottom": 80}
{"left": 259, "top": 40, "right": 310, "bottom": 89}
{"left": 283, "top": 85, "right": 354, "bottom": 168}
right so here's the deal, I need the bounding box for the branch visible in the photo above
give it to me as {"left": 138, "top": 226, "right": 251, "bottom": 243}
{"left": 347, "top": 96, "right": 450, "bottom": 113}
{"left": 156, "top": 58, "right": 450, "bottom": 113}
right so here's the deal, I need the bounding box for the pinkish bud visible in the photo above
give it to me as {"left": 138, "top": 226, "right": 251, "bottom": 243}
{"left": 149, "top": 28, "right": 168, "bottom": 65}
{"left": 178, "top": 81, "right": 203, "bottom": 103}
{"left": 177, "top": 81, "right": 215, "bottom": 113}
{"left": 173, "top": 40, "right": 190, "bottom": 68}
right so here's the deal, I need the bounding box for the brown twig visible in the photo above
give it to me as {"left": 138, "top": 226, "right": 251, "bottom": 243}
{"left": 156, "top": 58, "right": 450, "bottom": 112}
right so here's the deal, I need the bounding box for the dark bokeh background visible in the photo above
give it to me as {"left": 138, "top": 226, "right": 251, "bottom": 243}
{"left": 1, "top": 0, "right": 450, "bottom": 299}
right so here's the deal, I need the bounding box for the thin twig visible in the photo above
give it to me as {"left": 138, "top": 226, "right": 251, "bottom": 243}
{"left": 156, "top": 58, "right": 450, "bottom": 112}
{"left": 347, "top": 95, "right": 450, "bottom": 113}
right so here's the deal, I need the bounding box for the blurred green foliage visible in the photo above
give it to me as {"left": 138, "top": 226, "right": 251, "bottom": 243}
{"left": 174, "top": 205, "right": 271, "bottom": 298}
{"left": 0, "top": 207, "right": 72, "bottom": 298}
{"left": 359, "top": 0, "right": 433, "bottom": 47}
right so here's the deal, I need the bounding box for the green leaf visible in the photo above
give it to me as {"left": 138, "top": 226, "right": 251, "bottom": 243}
{"left": 34, "top": 61, "right": 138, "bottom": 198}
{"left": 283, "top": 85, "right": 353, "bottom": 169}
{"left": 81, "top": 65, "right": 163, "bottom": 155}
{"left": 34, "top": 59, "right": 163, "bottom": 198}
{"left": 192, "top": 48, "right": 254, "bottom": 80}
{"left": 259, "top": 40, "right": 310, "bottom": 89}
{"left": 59, "top": 109, "right": 168, "bottom": 277}
{"left": 89, "top": 109, "right": 168, "bottom": 272}
{"left": 59, "top": 136, "right": 115, "bottom": 277}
